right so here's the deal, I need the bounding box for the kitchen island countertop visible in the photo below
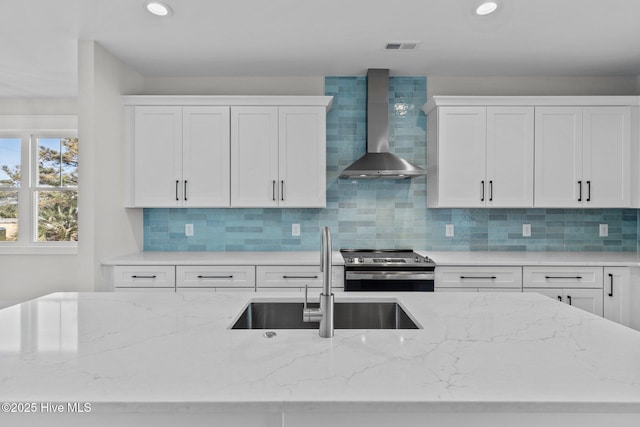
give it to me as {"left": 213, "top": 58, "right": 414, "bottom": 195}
{"left": 1, "top": 291, "right": 639, "bottom": 426}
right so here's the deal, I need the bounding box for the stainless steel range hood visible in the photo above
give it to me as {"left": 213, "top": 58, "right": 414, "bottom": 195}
{"left": 339, "top": 69, "right": 426, "bottom": 180}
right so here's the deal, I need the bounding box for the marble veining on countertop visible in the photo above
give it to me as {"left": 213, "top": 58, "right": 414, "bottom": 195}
{"left": 1, "top": 291, "right": 640, "bottom": 413}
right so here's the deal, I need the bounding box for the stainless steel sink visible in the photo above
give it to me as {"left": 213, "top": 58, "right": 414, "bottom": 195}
{"left": 231, "top": 301, "right": 420, "bottom": 330}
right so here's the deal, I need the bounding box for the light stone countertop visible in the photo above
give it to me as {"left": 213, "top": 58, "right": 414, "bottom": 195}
{"left": 1, "top": 291, "right": 640, "bottom": 418}
{"left": 101, "top": 251, "right": 345, "bottom": 266}
{"left": 102, "top": 251, "right": 640, "bottom": 268}
{"left": 419, "top": 251, "right": 640, "bottom": 267}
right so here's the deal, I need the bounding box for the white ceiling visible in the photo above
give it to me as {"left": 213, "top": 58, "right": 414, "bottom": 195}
{"left": 2, "top": 0, "right": 639, "bottom": 97}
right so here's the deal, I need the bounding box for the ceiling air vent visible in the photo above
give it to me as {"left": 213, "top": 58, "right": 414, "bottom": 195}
{"left": 385, "top": 42, "right": 419, "bottom": 50}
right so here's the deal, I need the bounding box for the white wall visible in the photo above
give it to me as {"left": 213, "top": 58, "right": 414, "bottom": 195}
{"left": 0, "top": 99, "right": 80, "bottom": 308}
{"left": 77, "top": 41, "right": 145, "bottom": 292}
{"left": 427, "top": 76, "right": 639, "bottom": 98}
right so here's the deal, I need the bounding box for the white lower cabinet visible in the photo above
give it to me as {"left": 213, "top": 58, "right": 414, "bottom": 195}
{"left": 112, "top": 266, "right": 176, "bottom": 292}
{"left": 603, "top": 267, "right": 631, "bottom": 327}
{"left": 523, "top": 266, "right": 604, "bottom": 316}
{"left": 525, "top": 288, "right": 604, "bottom": 316}
{"left": 256, "top": 266, "right": 344, "bottom": 292}
{"left": 435, "top": 266, "right": 522, "bottom": 292}
{"left": 176, "top": 266, "right": 255, "bottom": 291}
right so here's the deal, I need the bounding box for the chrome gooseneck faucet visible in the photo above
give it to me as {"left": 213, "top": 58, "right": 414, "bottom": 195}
{"left": 303, "top": 226, "right": 334, "bottom": 338}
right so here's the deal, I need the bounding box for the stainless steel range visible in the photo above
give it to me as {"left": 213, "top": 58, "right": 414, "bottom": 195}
{"left": 340, "top": 249, "right": 435, "bottom": 292}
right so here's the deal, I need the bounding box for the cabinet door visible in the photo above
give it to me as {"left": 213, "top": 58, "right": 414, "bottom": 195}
{"left": 603, "top": 267, "right": 631, "bottom": 326}
{"left": 183, "top": 107, "right": 231, "bottom": 207}
{"left": 525, "top": 288, "right": 603, "bottom": 316}
{"left": 486, "top": 107, "right": 534, "bottom": 207}
{"left": 231, "top": 107, "right": 279, "bottom": 207}
{"left": 278, "top": 107, "right": 326, "bottom": 208}
{"left": 436, "top": 107, "right": 487, "bottom": 207}
{"left": 582, "top": 107, "right": 631, "bottom": 207}
{"left": 133, "top": 106, "right": 183, "bottom": 207}
{"left": 563, "top": 288, "right": 603, "bottom": 316}
{"left": 534, "top": 107, "right": 582, "bottom": 207}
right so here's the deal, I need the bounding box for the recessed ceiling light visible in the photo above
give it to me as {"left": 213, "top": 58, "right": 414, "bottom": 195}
{"left": 145, "top": 1, "right": 172, "bottom": 17}
{"left": 475, "top": 1, "right": 498, "bottom": 16}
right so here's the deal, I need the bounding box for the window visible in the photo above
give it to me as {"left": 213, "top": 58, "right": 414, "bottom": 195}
{"left": 0, "top": 129, "right": 78, "bottom": 253}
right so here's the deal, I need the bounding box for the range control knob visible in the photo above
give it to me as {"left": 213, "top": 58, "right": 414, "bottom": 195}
{"left": 347, "top": 258, "right": 354, "bottom": 263}
{"left": 357, "top": 257, "right": 364, "bottom": 263}
{"left": 414, "top": 256, "right": 422, "bottom": 263}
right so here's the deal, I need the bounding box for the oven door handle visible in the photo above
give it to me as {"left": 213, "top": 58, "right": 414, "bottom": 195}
{"left": 346, "top": 271, "right": 434, "bottom": 281}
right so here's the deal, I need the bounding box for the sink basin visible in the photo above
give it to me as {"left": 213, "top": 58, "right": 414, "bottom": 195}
{"left": 231, "top": 301, "right": 420, "bottom": 330}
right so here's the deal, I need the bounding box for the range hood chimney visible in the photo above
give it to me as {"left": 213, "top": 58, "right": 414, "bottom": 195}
{"left": 339, "top": 69, "right": 426, "bottom": 180}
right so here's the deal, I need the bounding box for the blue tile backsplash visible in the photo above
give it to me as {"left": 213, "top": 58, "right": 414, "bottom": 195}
{"left": 144, "top": 76, "right": 639, "bottom": 252}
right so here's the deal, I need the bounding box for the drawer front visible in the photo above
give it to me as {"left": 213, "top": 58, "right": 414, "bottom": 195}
{"left": 523, "top": 266, "right": 603, "bottom": 288}
{"left": 113, "top": 266, "right": 175, "bottom": 289}
{"left": 176, "top": 266, "right": 255, "bottom": 289}
{"left": 256, "top": 266, "right": 345, "bottom": 289}
{"left": 436, "top": 266, "right": 522, "bottom": 289}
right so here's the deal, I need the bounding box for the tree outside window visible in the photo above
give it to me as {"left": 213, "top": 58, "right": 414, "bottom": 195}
{"left": 0, "top": 135, "right": 78, "bottom": 244}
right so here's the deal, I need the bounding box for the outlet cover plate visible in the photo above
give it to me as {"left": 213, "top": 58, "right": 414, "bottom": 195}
{"left": 445, "top": 224, "right": 454, "bottom": 237}
{"left": 599, "top": 224, "right": 608, "bottom": 237}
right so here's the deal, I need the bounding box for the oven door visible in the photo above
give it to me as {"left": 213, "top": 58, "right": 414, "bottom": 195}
{"left": 344, "top": 270, "right": 435, "bottom": 292}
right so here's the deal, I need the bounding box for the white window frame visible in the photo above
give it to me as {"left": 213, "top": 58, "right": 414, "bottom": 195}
{"left": 0, "top": 115, "right": 78, "bottom": 255}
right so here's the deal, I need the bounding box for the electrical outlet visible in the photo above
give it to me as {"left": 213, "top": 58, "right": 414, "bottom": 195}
{"left": 185, "top": 224, "right": 194, "bottom": 237}
{"left": 599, "top": 224, "right": 608, "bottom": 237}
{"left": 522, "top": 224, "right": 531, "bottom": 237}
{"left": 445, "top": 224, "right": 454, "bottom": 237}
{"left": 292, "top": 223, "right": 300, "bottom": 236}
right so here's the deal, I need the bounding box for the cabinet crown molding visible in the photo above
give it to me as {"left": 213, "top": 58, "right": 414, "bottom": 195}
{"left": 122, "top": 95, "right": 333, "bottom": 111}
{"left": 422, "top": 95, "right": 640, "bottom": 115}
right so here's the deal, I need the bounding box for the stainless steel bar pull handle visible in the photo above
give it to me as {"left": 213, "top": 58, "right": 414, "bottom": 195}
{"left": 281, "top": 180, "right": 284, "bottom": 201}
{"left": 586, "top": 181, "right": 591, "bottom": 202}
{"left": 567, "top": 295, "right": 573, "bottom": 305}
{"left": 176, "top": 180, "right": 180, "bottom": 201}
{"left": 481, "top": 181, "right": 485, "bottom": 202}
{"left": 545, "top": 276, "right": 582, "bottom": 279}
{"left": 272, "top": 180, "right": 276, "bottom": 201}
{"left": 608, "top": 273, "right": 614, "bottom": 297}
{"left": 197, "top": 275, "right": 233, "bottom": 279}
{"left": 283, "top": 275, "right": 319, "bottom": 279}
{"left": 184, "top": 180, "right": 188, "bottom": 201}
{"left": 132, "top": 275, "right": 157, "bottom": 279}
{"left": 460, "top": 276, "right": 497, "bottom": 280}
{"left": 489, "top": 180, "right": 493, "bottom": 202}
{"left": 557, "top": 296, "right": 562, "bottom": 302}
{"left": 578, "top": 181, "right": 582, "bottom": 202}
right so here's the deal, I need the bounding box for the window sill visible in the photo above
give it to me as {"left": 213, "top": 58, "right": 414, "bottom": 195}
{"left": 0, "top": 245, "right": 78, "bottom": 255}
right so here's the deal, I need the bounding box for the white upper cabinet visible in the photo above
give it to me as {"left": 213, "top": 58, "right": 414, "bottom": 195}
{"left": 423, "top": 96, "right": 637, "bottom": 209}
{"left": 486, "top": 107, "right": 534, "bottom": 207}
{"left": 132, "top": 106, "right": 183, "bottom": 207}
{"left": 124, "top": 96, "right": 332, "bottom": 208}
{"left": 534, "top": 107, "right": 583, "bottom": 207}
{"left": 582, "top": 107, "right": 631, "bottom": 207}
{"left": 231, "top": 106, "right": 326, "bottom": 208}
{"left": 278, "top": 107, "right": 326, "bottom": 208}
{"left": 129, "top": 106, "right": 230, "bottom": 207}
{"left": 231, "top": 107, "right": 280, "bottom": 207}
{"left": 534, "top": 106, "right": 631, "bottom": 208}
{"left": 433, "top": 107, "right": 487, "bottom": 207}
{"left": 427, "top": 104, "right": 533, "bottom": 208}
{"left": 183, "top": 107, "right": 231, "bottom": 207}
